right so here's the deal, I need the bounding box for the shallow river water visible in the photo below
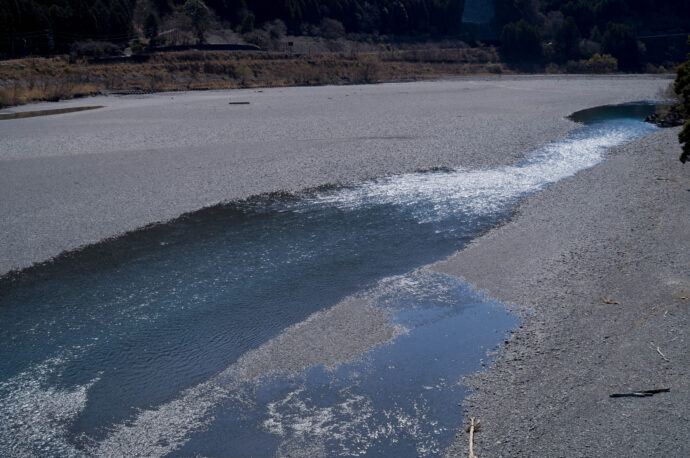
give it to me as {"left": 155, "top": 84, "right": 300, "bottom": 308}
{"left": 0, "top": 103, "right": 656, "bottom": 456}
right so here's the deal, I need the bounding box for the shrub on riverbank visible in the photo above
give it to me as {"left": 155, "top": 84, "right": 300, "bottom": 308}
{"left": 676, "top": 59, "right": 690, "bottom": 162}
{"left": 0, "top": 74, "right": 99, "bottom": 108}
{"left": 673, "top": 36, "right": 690, "bottom": 163}
{"left": 585, "top": 53, "right": 618, "bottom": 73}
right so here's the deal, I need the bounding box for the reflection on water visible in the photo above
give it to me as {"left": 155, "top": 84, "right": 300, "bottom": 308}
{"left": 0, "top": 103, "right": 657, "bottom": 456}
{"left": 567, "top": 101, "right": 655, "bottom": 125}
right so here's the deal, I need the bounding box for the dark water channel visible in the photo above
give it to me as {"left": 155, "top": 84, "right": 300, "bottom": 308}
{"left": 0, "top": 103, "right": 656, "bottom": 456}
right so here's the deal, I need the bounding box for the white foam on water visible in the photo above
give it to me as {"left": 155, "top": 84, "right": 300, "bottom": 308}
{"left": 0, "top": 353, "right": 97, "bottom": 458}
{"left": 306, "top": 122, "right": 652, "bottom": 224}
{"left": 89, "top": 374, "right": 229, "bottom": 456}
{"left": 265, "top": 387, "right": 446, "bottom": 457}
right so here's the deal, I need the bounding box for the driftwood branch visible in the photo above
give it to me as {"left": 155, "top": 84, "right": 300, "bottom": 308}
{"left": 610, "top": 388, "right": 670, "bottom": 398}
{"left": 601, "top": 297, "right": 620, "bottom": 305}
{"left": 655, "top": 346, "right": 670, "bottom": 362}
{"left": 465, "top": 417, "right": 481, "bottom": 458}
{"left": 648, "top": 342, "right": 671, "bottom": 362}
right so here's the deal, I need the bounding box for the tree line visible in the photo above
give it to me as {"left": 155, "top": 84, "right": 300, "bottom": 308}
{"left": 496, "top": 0, "right": 690, "bottom": 70}
{"left": 0, "top": 0, "right": 136, "bottom": 55}
{"left": 1, "top": 0, "right": 688, "bottom": 69}
{"left": 205, "top": 0, "right": 465, "bottom": 35}
{"left": 0, "top": 0, "right": 467, "bottom": 56}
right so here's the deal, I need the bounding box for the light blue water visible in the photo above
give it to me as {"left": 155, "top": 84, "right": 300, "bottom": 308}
{"left": 0, "top": 103, "right": 657, "bottom": 456}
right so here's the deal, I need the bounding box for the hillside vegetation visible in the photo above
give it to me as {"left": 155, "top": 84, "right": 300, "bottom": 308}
{"left": 1, "top": 1, "right": 688, "bottom": 109}
{"left": 2, "top": 1, "right": 688, "bottom": 70}
{"left": 0, "top": 45, "right": 507, "bottom": 107}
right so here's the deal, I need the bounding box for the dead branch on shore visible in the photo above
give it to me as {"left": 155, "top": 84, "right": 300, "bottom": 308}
{"left": 465, "top": 417, "right": 481, "bottom": 458}
{"left": 653, "top": 344, "right": 671, "bottom": 362}
{"left": 601, "top": 297, "right": 620, "bottom": 305}
{"left": 648, "top": 342, "right": 671, "bottom": 361}
{"left": 609, "top": 388, "right": 670, "bottom": 398}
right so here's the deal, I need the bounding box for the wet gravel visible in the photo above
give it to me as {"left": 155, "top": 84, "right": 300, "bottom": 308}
{"left": 434, "top": 127, "right": 690, "bottom": 457}
{"left": 0, "top": 75, "right": 669, "bottom": 275}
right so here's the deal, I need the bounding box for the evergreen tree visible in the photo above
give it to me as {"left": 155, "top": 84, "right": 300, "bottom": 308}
{"left": 554, "top": 16, "right": 581, "bottom": 62}
{"left": 184, "top": 0, "right": 211, "bottom": 43}
{"left": 501, "top": 19, "right": 542, "bottom": 64}
{"left": 601, "top": 22, "right": 640, "bottom": 70}
{"left": 144, "top": 13, "right": 159, "bottom": 41}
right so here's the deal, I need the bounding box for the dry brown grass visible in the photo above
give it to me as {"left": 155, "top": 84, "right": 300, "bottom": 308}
{"left": 0, "top": 48, "right": 507, "bottom": 107}
{"left": 0, "top": 82, "right": 100, "bottom": 107}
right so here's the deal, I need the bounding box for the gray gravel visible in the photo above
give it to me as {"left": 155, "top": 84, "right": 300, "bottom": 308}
{"left": 434, "top": 127, "right": 690, "bottom": 457}
{"left": 0, "top": 75, "right": 669, "bottom": 275}
{"left": 1, "top": 75, "right": 685, "bottom": 455}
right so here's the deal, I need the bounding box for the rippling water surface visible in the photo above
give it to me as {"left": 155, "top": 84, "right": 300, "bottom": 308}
{"left": 0, "top": 103, "right": 656, "bottom": 456}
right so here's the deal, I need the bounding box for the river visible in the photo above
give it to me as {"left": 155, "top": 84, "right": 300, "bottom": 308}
{"left": 0, "top": 102, "right": 657, "bottom": 456}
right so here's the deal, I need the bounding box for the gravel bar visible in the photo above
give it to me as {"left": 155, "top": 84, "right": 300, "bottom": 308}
{"left": 434, "top": 127, "right": 690, "bottom": 457}
{"left": 0, "top": 75, "right": 669, "bottom": 275}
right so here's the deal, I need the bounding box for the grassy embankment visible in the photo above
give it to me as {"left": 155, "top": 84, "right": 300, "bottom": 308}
{"left": 0, "top": 47, "right": 505, "bottom": 108}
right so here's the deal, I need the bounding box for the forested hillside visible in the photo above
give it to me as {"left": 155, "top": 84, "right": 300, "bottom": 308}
{"left": 0, "top": 0, "right": 466, "bottom": 56}
{"left": 1, "top": 0, "right": 689, "bottom": 69}
{"left": 0, "top": 0, "right": 136, "bottom": 54}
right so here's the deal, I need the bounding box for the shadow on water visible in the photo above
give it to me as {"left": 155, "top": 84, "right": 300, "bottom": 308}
{"left": 568, "top": 101, "right": 656, "bottom": 125}
{"left": 0, "top": 102, "right": 658, "bottom": 456}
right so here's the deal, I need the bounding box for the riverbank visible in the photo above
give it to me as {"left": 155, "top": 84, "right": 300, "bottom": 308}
{"left": 0, "top": 48, "right": 508, "bottom": 107}
{"left": 0, "top": 49, "right": 673, "bottom": 109}
{"left": 435, "top": 126, "right": 689, "bottom": 456}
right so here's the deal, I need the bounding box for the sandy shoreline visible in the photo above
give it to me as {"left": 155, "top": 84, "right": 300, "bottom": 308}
{"left": 435, "top": 127, "right": 689, "bottom": 456}
{"left": 0, "top": 75, "right": 670, "bottom": 275}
